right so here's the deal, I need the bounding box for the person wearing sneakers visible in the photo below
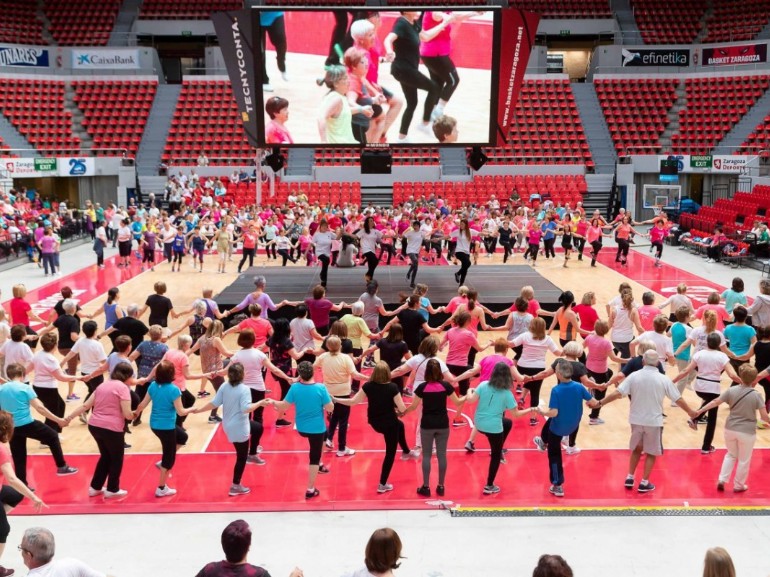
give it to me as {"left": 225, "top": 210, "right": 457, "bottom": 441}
{"left": 532, "top": 360, "right": 599, "bottom": 497}
{"left": 693, "top": 365, "right": 770, "bottom": 493}
{"left": 193, "top": 363, "right": 271, "bottom": 497}
{"left": 132, "top": 361, "right": 196, "bottom": 498}
{"left": 335, "top": 362, "right": 418, "bottom": 493}
{"left": 465, "top": 362, "right": 537, "bottom": 495}
{"left": 270, "top": 361, "right": 334, "bottom": 499}
{"left": 0, "top": 410, "right": 46, "bottom": 577}
{"left": 600, "top": 350, "right": 698, "bottom": 493}
{"left": 315, "top": 336, "right": 369, "bottom": 457}
{"left": 64, "top": 364, "right": 135, "bottom": 500}
{"left": 0, "top": 364, "right": 77, "bottom": 488}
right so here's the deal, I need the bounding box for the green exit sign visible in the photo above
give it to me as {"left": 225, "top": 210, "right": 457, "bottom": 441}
{"left": 560, "top": 30, "right": 571, "bottom": 36}
{"left": 181, "top": 30, "right": 192, "bottom": 37}
{"left": 691, "top": 155, "right": 712, "bottom": 169}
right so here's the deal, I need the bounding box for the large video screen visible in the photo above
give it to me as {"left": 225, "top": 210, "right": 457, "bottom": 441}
{"left": 254, "top": 9, "right": 499, "bottom": 147}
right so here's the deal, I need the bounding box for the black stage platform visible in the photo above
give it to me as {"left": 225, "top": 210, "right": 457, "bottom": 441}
{"left": 215, "top": 265, "right": 563, "bottom": 324}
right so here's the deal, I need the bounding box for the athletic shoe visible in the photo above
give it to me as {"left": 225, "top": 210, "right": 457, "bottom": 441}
{"left": 401, "top": 449, "right": 420, "bottom": 460}
{"left": 589, "top": 418, "right": 605, "bottom": 425}
{"left": 454, "top": 272, "right": 460, "bottom": 283}
{"left": 155, "top": 486, "right": 177, "bottom": 498}
{"left": 88, "top": 487, "right": 104, "bottom": 497}
{"left": 529, "top": 417, "right": 538, "bottom": 426}
{"left": 256, "top": 445, "right": 263, "bottom": 453}
{"left": 337, "top": 447, "right": 356, "bottom": 457}
{"left": 515, "top": 385, "right": 523, "bottom": 394}
{"left": 624, "top": 476, "right": 634, "bottom": 489}
{"left": 318, "top": 464, "right": 330, "bottom": 474}
{"left": 465, "top": 440, "right": 476, "bottom": 453}
{"left": 305, "top": 488, "right": 320, "bottom": 499}
{"left": 717, "top": 482, "right": 725, "bottom": 491}
{"left": 275, "top": 419, "right": 292, "bottom": 428}
{"left": 436, "top": 485, "right": 445, "bottom": 496}
{"left": 565, "top": 445, "right": 581, "bottom": 455}
{"left": 246, "top": 455, "right": 266, "bottom": 465}
{"left": 196, "top": 391, "right": 210, "bottom": 398}
{"left": 132, "top": 417, "right": 142, "bottom": 426}
{"left": 417, "top": 485, "right": 431, "bottom": 497}
{"left": 377, "top": 483, "right": 394, "bottom": 494}
{"left": 66, "top": 394, "right": 80, "bottom": 401}
{"left": 549, "top": 484, "right": 564, "bottom": 497}
{"left": 208, "top": 415, "right": 223, "bottom": 423}
{"left": 228, "top": 484, "right": 251, "bottom": 496}
{"left": 324, "top": 439, "right": 334, "bottom": 450}
{"left": 483, "top": 484, "right": 500, "bottom": 495}
{"left": 500, "top": 456, "right": 507, "bottom": 464}
{"left": 104, "top": 489, "right": 128, "bottom": 498}
{"left": 281, "top": 71, "right": 290, "bottom": 82}
{"left": 79, "top": 413, "right": 88, "bottom": 425}
{"left": 701, "top": 446, "right": 716, "bottom": 455}
{"left": 757, "top": 420, "right": 770, "bottom": 430}
{"left": 637, "top": 481, "right": 656, "bottom": 493}
{"left": 533, "top": 436, "right": 546, "bottom": 452}
{"left": 452, "top": 418, "right": 467, "bottom": 427}
{"left": 734, "top": 485, "right": 749, "bottom": 493}
{"left": 402, "top": 389, "right": 414, "bottom": 397}
{"left": 56, "top": 466, "right": 78, "bottom": 476}
{"left": 263, "top": 83, "right": 274, "bottom": 92}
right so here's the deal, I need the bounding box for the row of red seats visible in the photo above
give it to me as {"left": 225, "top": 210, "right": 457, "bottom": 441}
{"left": 631, "top": 0, "right": 708, "bottom": 44}
{"left": 139, "top": 0, "right": 242, "bottom": 19}
{"left": 680, "top": 185, "right": 770, "bottom": 234}
{"left": 0, "top": 0, "right": 45, "bottom": 45}
{"left": 703, "top": 0, "right": 770, "bottom": 43}
{"left": 740, "top": 114, "right": 770, "bottom": 155}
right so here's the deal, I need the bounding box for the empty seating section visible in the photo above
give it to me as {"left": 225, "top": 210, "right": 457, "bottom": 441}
{"left": 73, "top": 80, "right": 158, "bottom": 156}
{"left": 508, "top": 0, "right": 611, "bottom": 18}
{"left": 680, "top": 186, "right": 770, "bottom": 235}
{"left": 671, "top": 74, "right": 770, "bottom": 155}
{"left": 703, "top": 0, "right": 770, "bottom": 43}
{"left": 740, "top": 115, "right": 770, "bottom": 155}
{"left": 314, "top": 148, "right": 440, "bottom": 166}
{"left": 484, "top": 79, "right": 591, "bottom": 167}
{"left": 0, "top": 0, "right": 45, "bottom": 45}
{"left": 218, "top": 178, "right": 361, "bottom": 206}
{"left": 43, "top": 0, "right": 121, "bottom": 45}
{"left": 140, "top": 0, "right": 242, "bottom": 19}
{"left": 595, "top": 78, "right": 678, "bottom": 155}
{"left": 630, "top": 0, "right": 707, "bottom": 44}
{"left": 393, "top": 175, "right": 587, "bottom": 207}
{"left": 0, "top": 79, "right": 80, "bottom": 155}
{"left": 164, "top": 80, "right": 253, "bottom": 165}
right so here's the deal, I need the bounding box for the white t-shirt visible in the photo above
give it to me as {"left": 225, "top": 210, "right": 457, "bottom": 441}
{"left": 405, "top": 354, "right": 449, "bottom": 386}
{"left": 608, "top": 295, "right": 637, "bottom": 309}
{"left": 71, "top": 337, "right": 108, "bottom": 373}
{"left": 0, "top": 320, "right": 10, "bottom": 346}
{"left": 451, "top": 230, "right": 471, "bottom": 254}
{"left": 689, "top": 327, "right": 725, "bottom": 354}
{"left": 341, "top": 568, "right": 377, "bottom": 577}
{"left": 1, "top": 340, "right": 33, "bottom": 372}
{"left": 32, "top": 351, "right": 60, "bottom": 388}
{"left": 231, "top": 348, "right": 267, "bottom": 391}
{"left": 290, "top": 318, "right": 317, "bottom": 351}
{"left": 692, "top": 349, "right": 730, "bottom": 394}
{"left": 28, "top": 558, "right": 105, "bottom": 577}
{"left": 403, "top": 229, "right": 423, "bottom": 254}
{"left": 611, "top": 306, "right": 635, "bottom": 342}
{"left": 635, "top": 331, "right": 673, "bottom": 360}
{"left": 618, "top": 366, "right": 681, "bottom": 427}
{"left": 511, "top": 333, "right": 559, "bottom": 368}
{"left": 356, "top": 229, "right": 382, "bottom": 254}
{"left": 312, "top": 231, "right": 336, "bottom": 257}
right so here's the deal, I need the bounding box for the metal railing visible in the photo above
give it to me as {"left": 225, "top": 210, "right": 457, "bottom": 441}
{"left": 1, "top": 147, "right": 132, "bottom": 158}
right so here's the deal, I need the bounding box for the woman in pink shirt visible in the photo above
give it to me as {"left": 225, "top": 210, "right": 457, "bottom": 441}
{"left": 224, "top": 303, "right": 274, "bottom": 349}
{"left": 614, "top": 215, "right": 646, "bottom": 266}
{"left": 524, "top": 221, "right": 542, "bottom": 265}
{"left": 440, "top": 311, "right": 487, "bottom": 425}
{"left": 38, "top": 227, "right": 59, "bottom": 276}
{"left": 695, "top": 292, "right": 731, "bottom": 331}
{"left": 265, "top": 96, "right": 294, "bottom": 144}
{"left": 583, "top": 320, "right": 627, "bottom": 424}
{"left": 65, "top": 363, "right": 135, "bottom": 497}
{"left": 649, "top": 219, "right": 667, "bottom": 267}
{"left": 586, "top": 217, "right": 612, "bottom": 267}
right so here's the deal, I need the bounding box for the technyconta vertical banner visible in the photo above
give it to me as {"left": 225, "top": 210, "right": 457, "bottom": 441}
{"left": 212, "top": 10, "right": 259, "bottom": 149}
{"left": 496, "top": 9, "right": 540, "bottom": 146}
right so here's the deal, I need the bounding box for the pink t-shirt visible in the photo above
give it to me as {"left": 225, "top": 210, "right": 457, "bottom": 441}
{"left": 584, "top": 333, "right": 612, "bottom": 374}
{"left": 39, "top": 235, "right": 56, "bottom": 254}
{"left": 365, "top": 43, "right": 383, "bottom": 85}
{"left": 649, "top": 226, "right": 666, "bottom": 244}
{"left": 528, "top": 229, "right": 542, "bottom": 244}
{"left": 10, "top": 298, "right": 31, "bottom": 326}
{"left": 163, "top": 348, "right": 190, "bottom": 391}
{"left": 445, "top": 328, "right": 477, "bottom": 365}
{"left": 0, "top": 444, "right": 11, "bottom": 485}
{"left": 420, "top": 12, "right": 452, "bottom": 57}
{"left": 445, "top": 296, "right": 468, "bottom": 314}
{"left": 573, "top": 304, "right": 599, "bottom": 331}
{"left": 265, "top": 120, "right": 293, "bottom": 144}
{"left": 238, "top": 317, "right": 272, "bottom": 347}
{"left": 695, "top": 304, "right": 730, "bottom": 330}
{"left": 88, "top": 379, "right": 131, "bottom": 433}
{"left": 638, "top": 305, "right": 663, "bottom": 332}
{"left": 586, "top": 226, "right": 602, "bottom": 244}
{"left": 479, "top": 354, "right": 513, "bottom": 381}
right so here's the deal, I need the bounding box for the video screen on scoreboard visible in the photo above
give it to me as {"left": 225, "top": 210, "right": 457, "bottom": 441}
{"left": 254, "top": 8, "right": 499, "bottom": 147}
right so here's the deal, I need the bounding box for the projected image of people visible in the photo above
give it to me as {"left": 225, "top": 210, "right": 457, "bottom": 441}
{"left": 259, "top": 9, "right": 494, "bottom": 146}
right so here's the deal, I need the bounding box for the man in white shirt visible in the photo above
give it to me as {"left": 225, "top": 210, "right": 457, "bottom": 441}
{"left": 599, "top": 350, "right": 698, "bottom": 493}
{"left": 21, "top": 527, "right": 109, "bottom": 577}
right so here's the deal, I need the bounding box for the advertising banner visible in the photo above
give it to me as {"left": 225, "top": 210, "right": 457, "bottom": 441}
{"left": 0, "top": 45, "right": 49, "bottom": 67}
{"left": 3, "top": 158, "right": 57, "bottom": 178}
{"left": 621, "top": 48, "right": 690, "bottom": 67}
{"left": 71, "top": 49, "right": 140, "bottom": 69}
{"left": 702, "top": 44, "right": 767, "bottom": 66}
{"left": 496, "top": 8, "right": 540, "bottom": 145}
{"left": 212, "top": 10, "right": 259, "bottom": 149}
{"left": 712, "top": 156, "right": 748, "bottom": 172}
{"left": 57, "top": 157, "right": 95, "bottom": 177}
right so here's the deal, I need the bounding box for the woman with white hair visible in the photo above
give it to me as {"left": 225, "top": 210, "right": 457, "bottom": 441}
{"left": 318, "top": 65, "right": 365, "bottom": 144}
{"left": 169, "top": 300, "right": 210, "bottom": 353}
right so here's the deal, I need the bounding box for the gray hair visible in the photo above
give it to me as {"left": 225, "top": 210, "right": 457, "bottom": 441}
{"left": 563, "top": 341, "right": 584, "bottom": 358}
{"left": 643, "top": 349, "right": 660, "bottom": 367}
{"left": 253, "top": 276, "right": 266, "bottom": 289}
{"left": 351, "top": 301, "right": 365, "bottom": 316}
{"left": 127, "top": 304, "right": 140, "bottom": 317}
{"left": 554, "top": 359, "right": 573, "bottom": 380}
{"left": 350, "top": 18, "right": 375, "bottom": 40}
{"left": 194, "top": 300, "right": 207, "bottom": 315}
{"left": 23, "top": 527, "right": 55, "bottom": 564}
{"left": 178, "top": 334, "right": 193, "bottom": 348}
{"left": 62, "top": 299, "right": 76, "bottom": 314}
{"left": 636, "top": 340, "right": 656, "bottom": 355}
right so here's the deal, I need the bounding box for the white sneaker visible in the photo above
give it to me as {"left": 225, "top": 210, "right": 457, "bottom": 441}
{"left": 263, "top": 83, "right": 274, "bottom": 92}
{"left": 565, "top": 445, "right": 581, "bottom": 455}
{"left": 430, "top": 105, "right": 445, "bottom": 122}
{"left": 377, "top": 483, "right": 394, "bottom": 493}
{"left": 397, "top": 135, "right": 412, "bottom": 144}
{"left": 336, "top": 447, "right": 356, "bottom": 457}
{"left": 416, "top": 122, "right": 432, "bottom": 135}
{"left": 324, "top": 439, "right": 333, "bottom": 450}
{"left": 155, "top": 486, "right": 177, "bottom": 498}
{"left": 281, "top": 71, "right": 289, "bottom": 82}
{"left": 88, "top": 487, "right": 104, "bottom": 497}
{"left": 228, "top": 484, "right": 251, "bottom": 496}
{"left": 104, "top": 489, "right": 128, "bottom": 498}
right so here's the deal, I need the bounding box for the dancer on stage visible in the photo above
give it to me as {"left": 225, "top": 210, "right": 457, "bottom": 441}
{"left": 451, "top": 219, "right": 472, "bottom": 285}
{"left": 403, "top": 220, "right": 423, "bottom": 289}
{"left": 356, "top": 216, "right": 384, "bottom": 283}
{"left": 311, "top": 220, "right": 337, "bottom": 288}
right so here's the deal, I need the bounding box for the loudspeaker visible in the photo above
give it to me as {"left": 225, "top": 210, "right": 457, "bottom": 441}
{"left": 467, "top": 146, "right": 488, "bottom": 171}
{"left": 360, "top": 149, "right": 392, "bottom": 174}
{"left": 263, "top": 148, "right": 285, "bottom": 172}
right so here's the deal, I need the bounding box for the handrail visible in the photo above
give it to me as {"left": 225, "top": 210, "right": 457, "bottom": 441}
{"left": 0, "top": 147, "right": 131, "bottom": 157}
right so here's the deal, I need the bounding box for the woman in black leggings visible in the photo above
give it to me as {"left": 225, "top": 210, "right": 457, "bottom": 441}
{"left": 337, "top": 362, "right": 418, "bottom": 493}
{"left": 0, "top": 410, "right": 46, "bottom": 576}
{"left": 451, "top": 219, "right": 472, "bottom": 285}
{"left": 384, "top": 11, "right": 441, "bottom": 140}
{"left": 356, "top": 216, "right": 383, "bottom": 283}
{"left": 260, "top": 11, "right": 287, "bottom": 89}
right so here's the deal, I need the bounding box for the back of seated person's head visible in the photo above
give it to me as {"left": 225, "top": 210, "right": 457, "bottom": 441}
{"left": 221, "top": 520, "right": 251, "bottom": 564}
{"left": 365, "top": 528, "right": 403, "bottom": 573}
{"left": 533, "top": 554, "right": 572, "bottom": 577}
{"left": 703, "top": 547, "right": 735, "bottom": 577}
